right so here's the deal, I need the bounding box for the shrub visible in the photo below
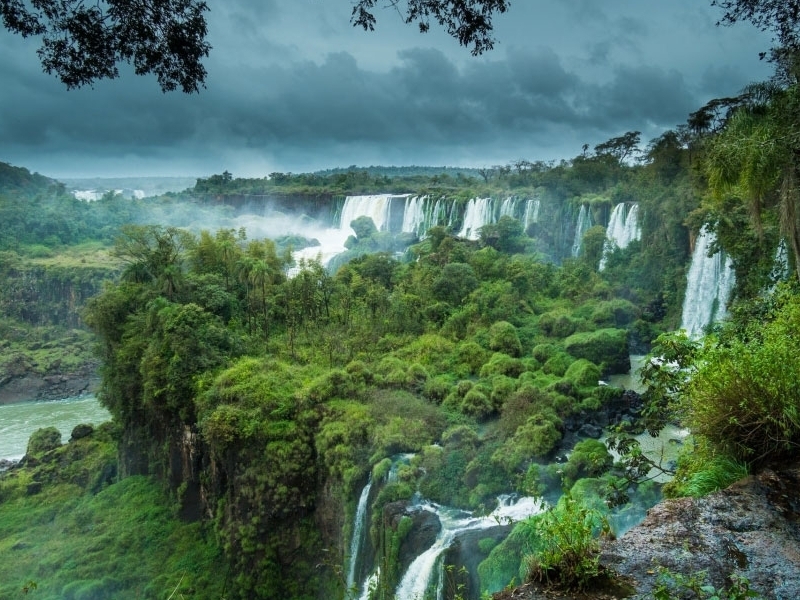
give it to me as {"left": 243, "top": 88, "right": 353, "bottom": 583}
{"left": 532, "top": 343, "right": 557, "bottom": 363}
{"left": 524, "top": 495, "right": 611, "bottom": 590}
{"left": 455, "top": 340, "right": 490, "bottom": 375}
{"left": 480, "top": 353, "right": 525, "bottom": 378}
{"left": 461, "top": 388, "right": 494, "bottom": 420}
{"left": 26, "top": 427, "right": 62, "bottom": 456}
{"left": 564, "top": 359, "right": 601, "bottom": 388}
{"left": 488, "top": 321, "right": 523, "bottom": 357}
{"left": 563, "top": 328, "right": 629, "bottom": 374}
{"left": 686, "top": 301, "right": 800, "bottom": 465}
{"left": 559, "top": 439, "right": 614, "bottom": 488}
{"left": 542, "top": 352, "right": 573, "bottom": 377}
{"left": 539, "top": 310, "right": 579, "bottom": 338}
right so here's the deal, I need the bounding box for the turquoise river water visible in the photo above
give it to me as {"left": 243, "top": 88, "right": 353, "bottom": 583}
{"left": 0, "top": 395, "right": 111, "bottom": 461}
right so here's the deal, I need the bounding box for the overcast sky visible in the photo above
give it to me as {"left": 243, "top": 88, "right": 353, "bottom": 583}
{"left": 0, "top": 0, "right": 776, "bottom": 178}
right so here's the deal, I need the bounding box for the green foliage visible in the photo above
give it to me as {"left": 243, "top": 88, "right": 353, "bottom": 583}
{"left": 652, "top": 567, "right": 761, "bottom": 600}
{"left": 524, "top": 495, "right": 611, "bottom": 591}
{"left": 0, "top": 440, "right": 224, "bottom": 600}
{"left": 672, "top": 454, "right": 750, "bottom": 499}
{"left": 687, "top": 297, "right": 800, "bottom": 464}
{"left": 564, "top": 359, "right": 601, "bottom": 388}
{"left": 563, "top": 328, "right": 629, "bottom": 374}
{"left": 25, "top": 427, "right": 63, "bottom": 456}
{"left": 488, "top": 320, "right": 523, "bottom": 357}
{"left": 558, "top": 439, "right": 613, "bottom": 489}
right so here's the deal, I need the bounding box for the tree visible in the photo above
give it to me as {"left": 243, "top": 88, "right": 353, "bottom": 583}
{"left": 712, "top": 0, "right": 800, "bottom": 76}
{"left": 593, "top": 131, "right": 641, "bottom": 164}
{"left": 2, "top": 0, "right": 509, "bottom": 92}
{"left": 704, "top": 82, "right": 800, "bottom": 281}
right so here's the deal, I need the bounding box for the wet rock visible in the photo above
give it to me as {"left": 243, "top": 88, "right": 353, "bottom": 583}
{"left": 600, "top": 460, "right": 800, "bottom": 599}
{"left": 578, "top": 424, "right": 603, "bottom": 439}
{"left": 384, "top": 500, "right": 441, "bottom": 577}
{"left": 70, "top": 423, "right": 94, "bottom": 441}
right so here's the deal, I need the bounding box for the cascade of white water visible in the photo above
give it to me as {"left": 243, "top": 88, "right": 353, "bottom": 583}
{"left": 458, "top": 198, "right": 494, "bottom": 240}
{"left": 770, "top": 239, "right": 790, "bottom": 286}
{"left": 599, "top": 203, "right": 641, "bottom": 270}
{"left": 358, "top": 569, "right": 379, "bottom": 600}
{"left": 680, "top": 226, "right": 735, "bottom": 337}
{"left": 394, "top": 496, "right": 544, "bottom": 600}
{"left": 571, "top": 205, "right": 592, "bottom": 257}
{"left": 340, "top": 195, "right": 394, "bottom": 233}
{"left": 499, "top": 197, "right": 517, "bottom": 219}
{"left": 523, "top": 198, "right": 540, "bottom": 229}
{"left": 401, "top": 195, "right": 428, "bottom": 237}
{"left": 346, "top": 478, "right": 373, "bottom": 594}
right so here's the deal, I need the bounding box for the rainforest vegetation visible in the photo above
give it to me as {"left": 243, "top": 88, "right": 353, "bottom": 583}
{"left": 3, "top": 37, "right": 800, "bottom": 596}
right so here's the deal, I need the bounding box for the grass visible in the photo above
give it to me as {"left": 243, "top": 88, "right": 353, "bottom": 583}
{"left": 0, "top": 433, "right": 226, "bottom": 600}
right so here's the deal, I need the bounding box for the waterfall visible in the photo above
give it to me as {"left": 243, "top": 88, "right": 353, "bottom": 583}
{"left": 346, "top": 478, "right": 373, "bottom": 594}
{"left": 394, "top": 495, "right": 544, "bottom": 600}
{"left": 458, "top": 198, "right": 495, "bottom": 240}
{"left": 522, "top": 198, "right": 540, "bottom": 229}
{"left": 599, "top": 203, "right": 641, "bottom": 270}
{"left": 571, "top": 205, "right": 592, "bottom": 257}
{"left": 339, "top": 195, "right": 394, "bottom": 233}
{"left": 401, "top": 196, "right": 428, "bottom": 237}
{"left": 770, "top": 239, "right": 790, "bottom": 286}
{"left": 499, "top": 197, "right": 517, "bottom": 219}
{"left": 680, "top": 226, "right": 735, "bottom": 337}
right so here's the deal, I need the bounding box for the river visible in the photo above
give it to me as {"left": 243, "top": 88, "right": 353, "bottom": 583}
{"left": 0, "top": 395, "right": 111, "bottom": 462}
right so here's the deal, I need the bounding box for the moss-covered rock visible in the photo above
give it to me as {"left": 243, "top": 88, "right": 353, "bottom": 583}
{"left": 563, "top": 328, "right": 630, "bottom": 374}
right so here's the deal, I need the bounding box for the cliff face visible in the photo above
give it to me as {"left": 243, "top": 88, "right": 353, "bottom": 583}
{"left": 495, "top": 461, "right": 800, "bottom": 600}
{"left": 601, "top": 461, "right": 800, "bottom": 599}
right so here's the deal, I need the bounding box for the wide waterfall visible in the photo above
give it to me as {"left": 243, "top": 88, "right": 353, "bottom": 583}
{"left": 394, "top": 496, "right": 544, "bottom": 600}
{"left": 571, "top": 204, "right": 592, "bottom": 257}
{"left": 599, "top": 203, "right": 641, "bottom": 270}
{"left": 346, "top": 478, "right": 373, "bottom": 594}
{"left": 680, "top": 226, "right": 735, "bottom": 337}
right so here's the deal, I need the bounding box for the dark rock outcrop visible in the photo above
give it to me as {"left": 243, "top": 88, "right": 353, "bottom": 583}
{"left": 0, "top": 361, "right": 100, "bottom": 405}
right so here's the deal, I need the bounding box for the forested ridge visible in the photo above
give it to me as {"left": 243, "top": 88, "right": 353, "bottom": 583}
{"left": 1, "top": 75, "right": 800, "bottom": 599}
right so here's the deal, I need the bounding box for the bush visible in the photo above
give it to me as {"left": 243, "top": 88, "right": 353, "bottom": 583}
{"left": 524, "top": 495, "right": 611, "bottom": 590}
{"left": 26, "top": 427, "right": 62, "bottom": 456}
{"left": 488, "top": 321, "right": 523, "bottom": 357}
{"left": 542, "top": 352, "right": 573, "bottom": 377}
{"left": 563, "top": 328, "right": 629, "bottom": 374}
{"left": 687, "top": 301, "right": 800, "bottom": 465}
{"left": 480, "top": 353, "right": 525, "bottom": 377}
{"left": 539, "top": 310, "right": 580, "bottom": 338}
{"left": 564, "top": 359, "right": 601, "bottom": 388}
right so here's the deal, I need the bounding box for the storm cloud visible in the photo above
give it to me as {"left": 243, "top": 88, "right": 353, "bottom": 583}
{"left": 0, "top": 0, "right": 774, "bottom": 177}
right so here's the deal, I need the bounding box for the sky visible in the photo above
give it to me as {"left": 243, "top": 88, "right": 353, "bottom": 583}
{"left": 0, "top": 0, "right": 776, "bottom": 179}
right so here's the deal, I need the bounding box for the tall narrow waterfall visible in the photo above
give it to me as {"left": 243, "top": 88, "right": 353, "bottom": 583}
{"left": 346, "top": 478, "right": 373, "bottom": 594}
{"left": 599, "top": 203, "right": 641, "bottom": 270}
{"left": 522, "top": 198, "right": 540, "bottom": 229}
{"left": 458, "top": 198, "right": 495, "bottom": 240}
{"left": 571, "top": 205, "right": 593, "bottom": 257}
{"left": 680, "top": 226, "right": 735, "bottom": 337}
{"left": 394, "top": 496, "right": 544, "bottom": 600}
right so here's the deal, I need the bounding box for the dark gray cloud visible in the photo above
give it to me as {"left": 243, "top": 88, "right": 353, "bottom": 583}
{"left": 0, "top": 0, "right": 775, "bottom": 177}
